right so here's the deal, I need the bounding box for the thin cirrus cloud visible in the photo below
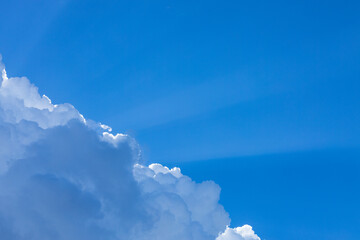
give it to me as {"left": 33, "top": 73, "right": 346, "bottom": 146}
{"left": 111, "top": 75, "right": 274, "bottom": 131}
{"left": 0, "top": 55, "right": 260, "bottom": 240}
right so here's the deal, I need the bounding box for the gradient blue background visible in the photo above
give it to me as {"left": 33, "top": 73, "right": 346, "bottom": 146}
{"left": 1, "top": 0, "right": 359, "bottom": 239}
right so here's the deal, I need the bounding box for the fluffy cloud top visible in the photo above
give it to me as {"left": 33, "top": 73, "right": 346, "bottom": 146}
{"left": 0, "top": 56, "right": 260, "bottom": 240}
{"left": 216, "top": 225, "right": 261, "bottom": 240}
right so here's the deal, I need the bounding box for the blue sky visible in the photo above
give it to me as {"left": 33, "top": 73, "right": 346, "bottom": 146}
{"left": 0, "top": 0, "right": 359, "bottom": 239}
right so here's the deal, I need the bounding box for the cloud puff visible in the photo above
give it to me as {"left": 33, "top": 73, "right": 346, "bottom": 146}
{"left": 216, "top": 225, "right": 261, "bottom": 240}
{"left": 0, "top": 57, "right": 261, "bottom": 240}
{"left": 133, "top": 163, "right": 230, "bottom": 239}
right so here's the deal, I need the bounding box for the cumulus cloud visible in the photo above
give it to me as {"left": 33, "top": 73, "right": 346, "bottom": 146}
{"left": 0, "top": 56, "right": 261, "bottom": 240}
{"left": 133, "top": 163, "right": 230, "bottom": 239}
{"left": 216, "top": 225, "right": 261, "bottom": 240}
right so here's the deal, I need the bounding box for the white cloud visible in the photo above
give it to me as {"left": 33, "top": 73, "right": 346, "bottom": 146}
{"left": 133, "top": 163, "right": 230, "bottom": 239}
{"left": 217, "top": 225, "right": 261, "bottom": 240}
{"left": 0, "top": 57, "right": 261, "bottom": 240}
